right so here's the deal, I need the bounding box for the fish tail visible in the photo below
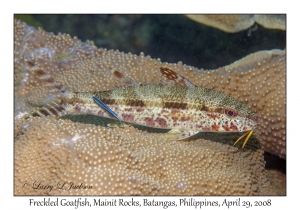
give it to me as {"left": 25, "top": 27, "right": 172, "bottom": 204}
{"left": 25, "top": 98, "right": 67, "bottom": 119}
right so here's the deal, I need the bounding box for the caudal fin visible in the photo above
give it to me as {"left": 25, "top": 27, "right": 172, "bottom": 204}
{"left": 26, "top": 98, "right": 67, "bottom": 118}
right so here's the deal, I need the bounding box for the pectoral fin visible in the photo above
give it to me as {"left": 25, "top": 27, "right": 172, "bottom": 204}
{"left": 111, "top": 69, "right": 139, "bottom": 88}
{"left": 164, "top": 129, "right": 200, "bottom": 140}
{"left": 107, "top": 122, "right": 124, "bottom": 128}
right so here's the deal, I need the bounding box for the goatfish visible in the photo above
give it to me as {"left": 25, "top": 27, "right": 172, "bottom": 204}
{"left": 23, "top": 59, "right": 258, "bottom": 148}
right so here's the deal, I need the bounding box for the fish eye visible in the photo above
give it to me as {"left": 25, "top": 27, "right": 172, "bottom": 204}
{"left": 225, "top": 108, "right": 237, "bottom": 117}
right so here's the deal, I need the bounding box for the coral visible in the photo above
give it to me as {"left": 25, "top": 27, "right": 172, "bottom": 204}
{"left": 185, "top": 14, "right": 286, "bottom": 33}
{"left": 254, "top": 15, "right": 286, "bottom": 31}
{"left": 14, "top": 117, "right": 276, "bottom": 195}
{"left": 223, "top": 49, "right": 285, "bottom": 71}
{"left": 264, "top": 152, "right": 286, "bottom": 195}
{"left": 14, "top": 19, "right": 286, "bottom": 159}
{"left": 189, "top": 51, "right": 286, "bottom": 159}
{"left": 266, "top": 169, "right": 286, "bottom": 196}
{"left": 185, "top": 15, "right": 255, "bottom": 33}
{"left": 23, "top": 15, "right": 285, "bottom": 70}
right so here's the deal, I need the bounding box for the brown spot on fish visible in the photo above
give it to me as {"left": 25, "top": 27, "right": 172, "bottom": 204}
{"left": 136, "top": 107, "right": 144, "bottom": 112}
{"left": 230, "top": 123, "right": 238, "bottom": 131}
{"left": 124, "top": 108, "right": 133, "bottom": 111}
{"left": 222, "top": 125, "right": 231, "bottom": 131}
{"left": 61, "top": 62, "right": 71, "bottom": 70}
{"left": 112, "top": 70, "right": 124, "bottom": 79}
{"left": 144, "top": 117, "right": 155, "bottom": 127}
{"left": 202, "top": 127, "right": 211, "bottom": 131}
{"left": 160, "top": 67, "right": 178, "bottom": 79}
{"left": 207, "top": 113, "right": 219, "bottom": 119}
{"left": 122, "top": 113, "right": 135, "bottom": 122}
{"left": 160, "top": 67, "right": 194, "bottom": 87}
{"left": 171, "top": 109, "right": 180, "bottom": 114}
{"left": 98, "top": 110, "right": 104, "bottom": 116}
{"left": 126, "top": 99, "right": 146, "bottom": 107}
{"left": 215, "top": 107, "right": 224, "bottom": 114}
{"left": 164, "top": 102, "right": 188, "bottom": 110}
{"left": 200, "top": 105, "right": 210, "bottom": 112}
{"left": 75, "top": 105, "right": 81, "bottom": 112}
{"left": 69, "top": 97, "right": 85, "bottom": 105}
{"left": 54, "top": 105, "right": 65, "bottom": 112}
{"left": 195, "top": 124, "right": 201, "bottom": 129}
{"left": 25, "top": 59, "right": 34, "bottom": 67}
{"left": 212, "top": 124, "right": 219, "bottom": 131}
{"left": 39, "top": 109, "right": 51, "bottom": 116}
{"left": 45, "top": 105, "right": 59, "bottom": 116}
{"left": 155, "top": 117, "right": 168, "bottom": 128}
{"left": 180, "top": 116, "right": 191, "bottom": 122}
{"left": 34, "top": 69, "right": 47, "bottom": 77}
{"left": 53, "top": 84, "right": 64, "bottom": 91}
{"left": 43, "top": 77, "right": 55, "bottom": 83}
{"left": 101, "top": 98, "right": 116, "bottom": 105}
{"left": 31, "top": 112, "right": 41, "bottom": 117}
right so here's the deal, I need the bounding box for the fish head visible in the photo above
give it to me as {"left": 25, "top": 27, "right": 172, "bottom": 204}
{"left": 210, "top": 96, "right": 258, "bottom": 132}
{"left": 199, "top": 90, "right": 258, "bottom": 132}
{"left": 216, "top": 106, "right": 258, "bottom": 132}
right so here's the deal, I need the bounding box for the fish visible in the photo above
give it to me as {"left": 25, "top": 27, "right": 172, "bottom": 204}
{"left": 22, "top": 59, "right": 258, "bottom": 148}
{"left": 92, "top": 95, "right": 124, "bottom": 127}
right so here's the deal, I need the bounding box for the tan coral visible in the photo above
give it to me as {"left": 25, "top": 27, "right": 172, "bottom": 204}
{"left": 223, "top": 49, "right": 285, "bottom": 71}
{"left": 14, "top": 19, "right": 161, "bottom": 112}
{"left": 254, "top": 15, "right": 286, "bottom": 31}
{"left": 14, "top": 117, "right": 276, "bottom": 196}
{"left": 185, "top": 14, "right": 255, "bottom": 33}
{"left": 266, "top": 169, "right": 286, "bottom": 196}
{"left": 185, "top": 14, "right": 286, "bottom": 32}
{"left": 187, "top": 51, "right": 286, "bottom": 159}
{"left": 14, "top": 19, "right": 286, "bottom": 159}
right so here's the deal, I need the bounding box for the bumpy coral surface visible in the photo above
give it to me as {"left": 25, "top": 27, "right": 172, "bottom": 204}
{"left": 186, "top": 15, "right": 255, "bottom": 33}
{"left": 190, "top": 52, "right": 286, "bottom": 159}
{"left": 14, "top": 19, "right": 286, "bottom": 195}
{"left": 14, "top": 19, "right": 286, "bottom": 159}
{"left": 185, "top": 14, "right": 286, "bottom": 32}
{"left": 14, "top": 117, "right": 276, "bottom": 195}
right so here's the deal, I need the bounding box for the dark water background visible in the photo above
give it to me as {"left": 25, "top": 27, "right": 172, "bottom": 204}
{"left": 15, "top": 14, "right": 286, "bottom": 69}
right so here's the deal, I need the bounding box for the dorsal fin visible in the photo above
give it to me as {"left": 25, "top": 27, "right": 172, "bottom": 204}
{"left": 24, "top": 59, "right": 71, "bottom": 118}
{"left": 25, "top": 59, "right": 69, "bottom": 94}
{"left": 160, "top": 67, "right": 195, "bottom": 87}
{"left": 111, "top": 69, "right": 139, "bottom": 88}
